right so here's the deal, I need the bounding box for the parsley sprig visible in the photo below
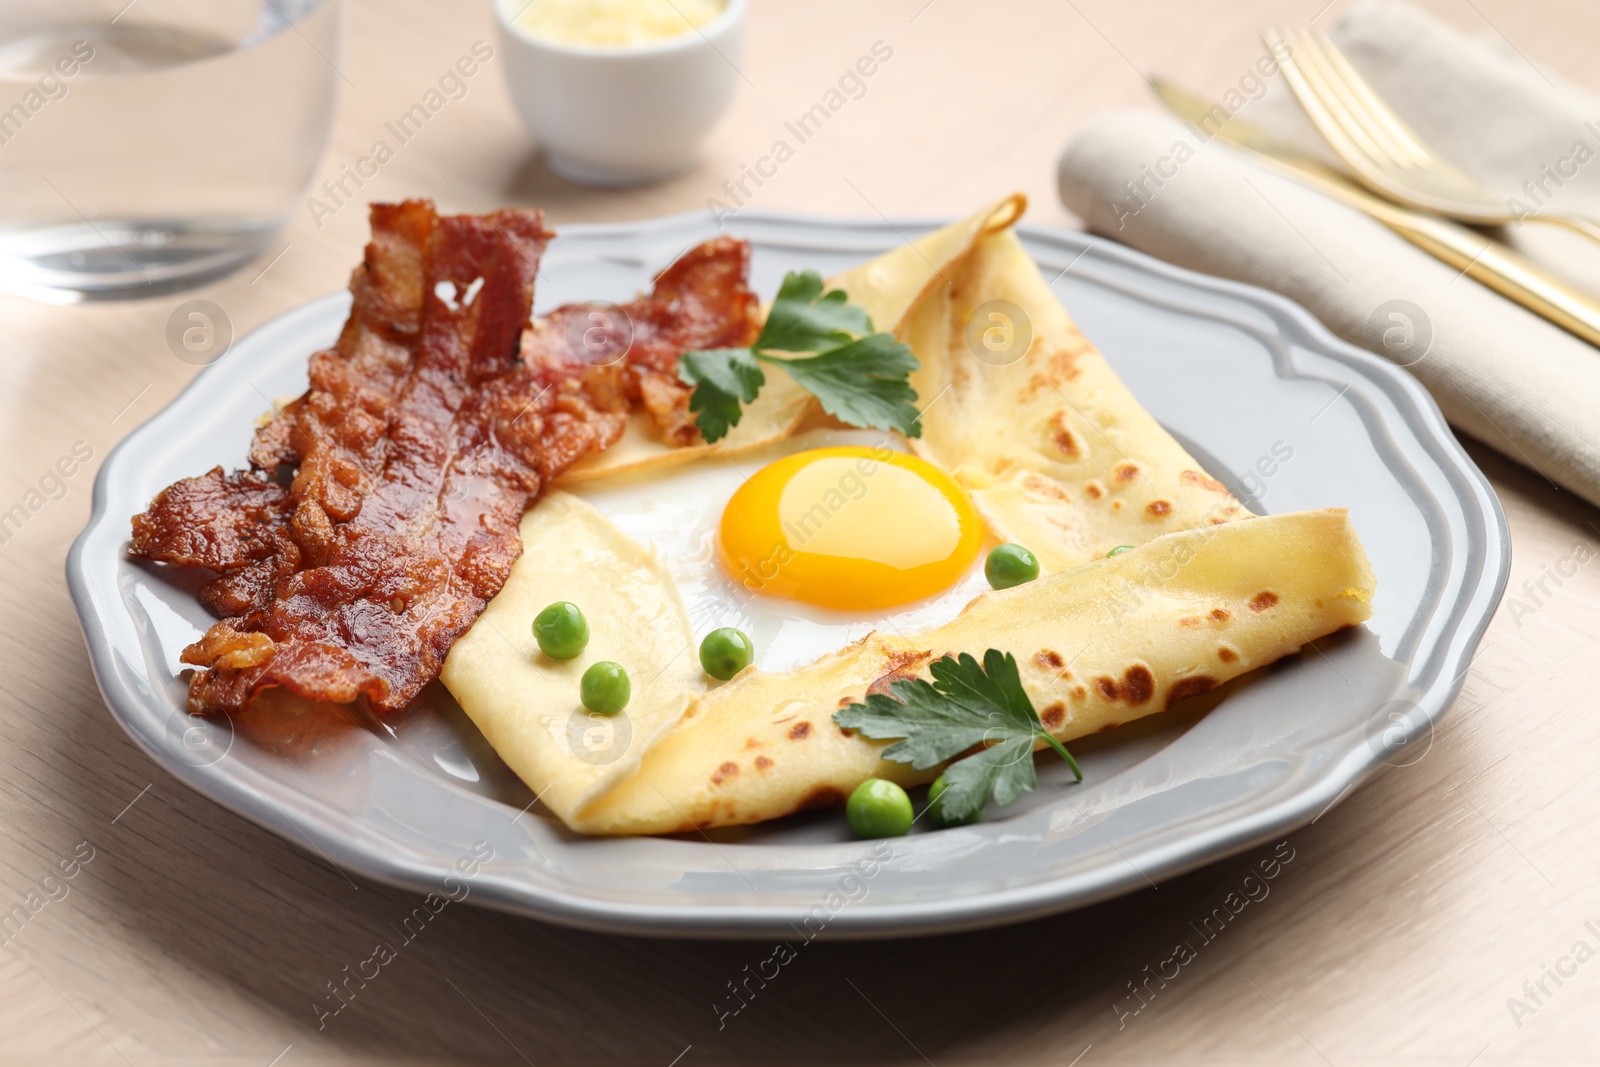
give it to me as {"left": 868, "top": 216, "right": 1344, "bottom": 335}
{"left": 679, "top": 271, "right": 922, "bottom": 443}
{"left": 832, "top": 650, "right": 1083, "bottom": 824}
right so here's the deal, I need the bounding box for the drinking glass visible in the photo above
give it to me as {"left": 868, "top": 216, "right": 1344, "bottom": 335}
{"left": 0, "top": 0, "right": 342, "bottom": 302}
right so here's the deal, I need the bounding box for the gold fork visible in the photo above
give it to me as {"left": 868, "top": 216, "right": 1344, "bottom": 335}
{"left": 1264, "top": 25, "right": 1600, "bottom": 244}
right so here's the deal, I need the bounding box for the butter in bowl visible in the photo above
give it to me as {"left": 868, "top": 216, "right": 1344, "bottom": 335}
{"left": 495, "top": 0, "right": 745, "bottom": 186}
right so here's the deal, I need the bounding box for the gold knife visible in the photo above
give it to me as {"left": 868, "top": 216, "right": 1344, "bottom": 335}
{"left": 1150, "top": 77, "right": 1600, "bottom": 350}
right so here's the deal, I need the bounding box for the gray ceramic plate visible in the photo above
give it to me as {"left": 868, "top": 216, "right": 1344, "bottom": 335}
{"left": 67, "top": 211, "right": 1507, "bottom": 939}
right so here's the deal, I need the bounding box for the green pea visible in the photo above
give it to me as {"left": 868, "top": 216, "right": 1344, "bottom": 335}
{"left": 700, "top": 627, "right": 754, "bottom": 681}
{"left": 985, "top": 543, "right": 1040, "bottom": 590}
{"left": 533, "top": 601, "right": 589, "bottom": 660}
{"left": 846, "top": 778, "right": 913, "bottom": 838}
{"left": 927, "top": 774, "right": 981, "bottom": 828}
{"left": 580, "top": 661, "right": 630, "bottom": 715}
{"left": 1106, "top": 544, "right": 1136, "bottom": 557}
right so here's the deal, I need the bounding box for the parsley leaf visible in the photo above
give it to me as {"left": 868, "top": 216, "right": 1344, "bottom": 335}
{"left": 832, "top": 650, "right": 1082, "bottom": 824}
{"left": 755, "top": 270, "right": 874, "bottom": 353}
{"left": 677, "top": 269, "right": 921, "bottom": 443}
{"left": 679, "top": 348, "right": 764, "bottom": 442}
{"left": 771, "top": 333, "right": 922, "bottom": 439}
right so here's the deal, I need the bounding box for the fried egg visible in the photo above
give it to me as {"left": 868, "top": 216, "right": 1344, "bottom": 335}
{"left": 717, "top": 446, "right": 982, "bottom": 611}
{"left": 571, "top": 429, "right": 993, "bottom": 673}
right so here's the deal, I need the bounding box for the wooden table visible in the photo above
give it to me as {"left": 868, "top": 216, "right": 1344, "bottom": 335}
{"left": 4, "top": 0, "right": 1598, "bottom": 1062}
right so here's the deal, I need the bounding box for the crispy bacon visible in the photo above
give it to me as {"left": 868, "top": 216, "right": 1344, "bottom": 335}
{"left": 129, "top": 467, "right": 298, "bottom": 620}
{"left": 522, "top": 236, "right": 762, "bottom": 446}
{"left": 130, "top": 202, "right": 761, "bottom": 717}
{"left": 249, "top": 200, "right": 431, "bottom": 475}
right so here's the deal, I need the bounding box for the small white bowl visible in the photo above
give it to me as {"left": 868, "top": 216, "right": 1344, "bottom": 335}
{"left": 494, "top": 0, "right": 745, "bottom": 187}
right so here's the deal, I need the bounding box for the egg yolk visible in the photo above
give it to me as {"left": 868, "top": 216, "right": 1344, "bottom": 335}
{"left": 718, "top": 446, "right": 983, "bottom": 611}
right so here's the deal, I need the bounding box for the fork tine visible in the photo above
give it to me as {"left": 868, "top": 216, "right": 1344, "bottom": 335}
{"left": 1273, "top": 26, "right": 1398, "bottom": 171}
{"left": 1296, "top": 30, "right": 1418, "bottom": 169}
{"left": 1266, "top": 25, "right": 1534, "bottom": 222}
{"left": 1305, "top": 29, "right": 1431, "bottom": 168}
{"left": 1262, "top": 26, "right": 1353, "bottom": 160}
{"left": 1291, "top": 27, "right": 1415, "bottom": 170}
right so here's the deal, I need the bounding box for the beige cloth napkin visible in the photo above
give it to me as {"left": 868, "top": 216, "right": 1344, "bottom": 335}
{"left": 1057, "top": 0, "right": 1600, "bottom": 509}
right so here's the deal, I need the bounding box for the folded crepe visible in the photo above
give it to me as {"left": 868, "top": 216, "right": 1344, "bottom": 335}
{"left": 449, "top": 505, "right": 1373, "bottom": 834}
{"left": 443, "top": 201, "right": 1373, "bottom": 835}
{"left": 898, "top": 226, "right": 1251, "bottom": 571}
{"left": 440, "top": 492, "right": 705, "bottom": 819}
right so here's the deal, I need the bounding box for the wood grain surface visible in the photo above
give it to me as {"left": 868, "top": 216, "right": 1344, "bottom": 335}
{"left": 3, "top": 0, "right": 1599, "bottom": 1063}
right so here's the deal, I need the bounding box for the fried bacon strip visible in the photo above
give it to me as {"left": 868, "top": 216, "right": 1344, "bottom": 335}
{"left": 522, "top": 236, "right": 762, "bottom": 445}
{"left": 128, "top": 468, "right": 295, "bottom": 620}
{"left": 131, "top": 201, "right": 760, "bottom": 716}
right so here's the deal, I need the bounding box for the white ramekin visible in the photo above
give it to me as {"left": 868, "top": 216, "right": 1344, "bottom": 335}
{"left": 494, "top": 0, "right": 745, "bottom": 186}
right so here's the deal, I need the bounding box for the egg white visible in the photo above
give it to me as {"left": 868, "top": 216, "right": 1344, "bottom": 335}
{"left": 568, "top": 428, "right": 993, "bottom": 674}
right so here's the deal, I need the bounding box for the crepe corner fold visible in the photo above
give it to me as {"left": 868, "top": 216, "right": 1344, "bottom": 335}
{"left": 440, "top": 491, "right": 705, "bottom": 823}
{"left": 899, "top": 222, "right": 1254, "bottom": 572}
